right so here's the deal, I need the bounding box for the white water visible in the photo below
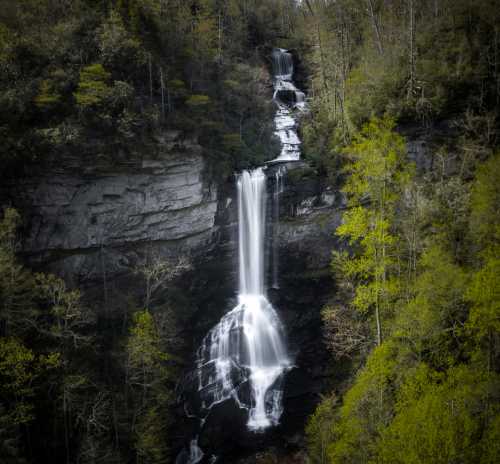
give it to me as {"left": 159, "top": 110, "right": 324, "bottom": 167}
{"left": 188, "top": 438, "right": 204, "bottom": 464}
{"left": 271, "top": 48, "right": 307, "bottom": 162}
{"left": 272, "top": 167, "right": 285, "bottom": 289}
{"left": 182, "top": 49, "right": 303, "bottom": 463}
{"left": 196, "top": 169, "right": 290, "bottom": 431}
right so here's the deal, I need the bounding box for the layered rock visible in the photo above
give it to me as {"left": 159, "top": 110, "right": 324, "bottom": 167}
{"left": 5, "top": 133, "right": 219, "bottom": 285}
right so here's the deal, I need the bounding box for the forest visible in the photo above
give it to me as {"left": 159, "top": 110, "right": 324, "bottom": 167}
{"left": 1, "top": 0, "right": 499, "bottom": 463}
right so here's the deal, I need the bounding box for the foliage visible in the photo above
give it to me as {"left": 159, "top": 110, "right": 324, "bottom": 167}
{"left": 336, "top": 117, "right": 411, "bottom": 345}
{"left": 377, "top": 365, "right": 497, "bottom": 464}
{"left": 306, "top": 394, "right": 337, "bottom": 464}
{"left": 0, "top": 209, "right": 37, "bottom": 336}
{"left": 127, "top": 310, "right": 173, "bottom": 463}
{"left": 308, "top": 99, "right": 500, "bottom": 463}
{"left": 298, "top": 0, "right": 500, "bottom": 177}
{"left": 0, "top": 337, "right": 59, "bottom": 426}
{"left": 0, "top": 0, "right": 296, "bottom": 171}
{"left": 74, "top": 63, "right": 112, "bottom": 108}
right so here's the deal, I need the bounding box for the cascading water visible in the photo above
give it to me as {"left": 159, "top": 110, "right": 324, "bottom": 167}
{"left": 196, "top": 168, "right": 290, "bottom": 431}
{"left": 272, "top": 167, "right": 285, "bottom": 289}
{"left": 271, "top": 48, "right": 307, "bottom": 162}
{"left": 180, "top": 48, "right": 307, "bottom": 463}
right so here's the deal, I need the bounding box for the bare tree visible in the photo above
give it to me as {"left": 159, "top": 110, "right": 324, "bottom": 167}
{"left": 135, "top": 254, "right": 191, "bottom": 309}
{"left": 322, "top": 305, "right": 369, "bottom": 359}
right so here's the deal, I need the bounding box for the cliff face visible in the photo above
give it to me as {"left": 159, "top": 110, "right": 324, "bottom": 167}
{"left": 6, "top": 132, "right": 220, "bottom": 286}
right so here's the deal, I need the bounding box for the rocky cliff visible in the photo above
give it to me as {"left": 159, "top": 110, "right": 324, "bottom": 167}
{"left": 4, "top": 132, "right": 219, "bottom": 287}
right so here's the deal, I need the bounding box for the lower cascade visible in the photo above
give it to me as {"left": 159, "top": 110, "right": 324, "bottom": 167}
{"left": 196, "top": 168, "right": 290, "bottom": 430}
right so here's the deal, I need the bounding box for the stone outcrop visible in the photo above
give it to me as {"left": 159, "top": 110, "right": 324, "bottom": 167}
{"left": 4, "top": 132, "right": 219, "bottom": 285}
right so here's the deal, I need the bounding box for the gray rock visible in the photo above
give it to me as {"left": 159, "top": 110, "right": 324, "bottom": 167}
{"left": 6, "top": 138, "right": 219, "bottom": 284}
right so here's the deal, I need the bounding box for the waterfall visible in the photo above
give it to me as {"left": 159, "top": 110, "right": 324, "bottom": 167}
{"left": 188, "top": 438, "right": 203, "bottom": 464}
{"left": 196, "top": 168, "right": 290, "bottom": 431}
{"left": 272, "top": 167, "right": 285, "bottom": 289}
{"left": 176, "top": 437, "right": 204, "bottom": 464}
{"left": 271, "top": 48, "right": 307, "bottom": 162}
{"left": 180, "top": 48, "right": 306, "bottom": 462}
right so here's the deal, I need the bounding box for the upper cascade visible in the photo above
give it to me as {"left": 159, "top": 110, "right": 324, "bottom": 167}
{"left": 272, "top": 47, "right": 294, "bottom": 81}
{"left": 270, "top": 48, "right": 307, "bottom": 162}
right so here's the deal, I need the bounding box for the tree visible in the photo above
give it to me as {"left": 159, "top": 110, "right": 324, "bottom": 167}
{"left": 306, "top": 393, "right": 337, "bottom": 464}
{"left": 377, "top": 365, "right": 494, "bottom": 464}
{"left": 336, "top": 116, "right": 411, "bottom": 345}
{"left": 126, "top": 310, "right": 172, "bottom": 464}
{"left": 74, "top": 64, "right": 112, "bottom": 109}
{"left": 135, "top": 255, "right": 190, "bottom": 309}
{"left": 327, "top": 341, "right": 399, "bottom": 464}
{"left": 34, "top": 79, "right": 61, "bottom": 109}
{"left": 467, "top": 152, "right": 500, "bottom": 370}
{"left": 0, "top": 208, "right": 37, "bottom": 336}
{"left": 0, "top": 337, "right": 60, "bottom": 463}
{"left": 35, "top": 273, "right": 94, "bottom": 350}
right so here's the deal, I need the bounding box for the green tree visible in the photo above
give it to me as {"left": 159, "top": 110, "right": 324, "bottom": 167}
{"left": 0, "top": 337, "right": 60, "bottom": 463}
{"left": 34, "top": 79, "right": 61, "bottom": 109}
{"left": 328, "top": 341, "right": 399, "bottom": 464}
{"left": 377, "top": 365, "right": 496, "bottom": 464}
{"left": 74, "top": 64, "right": 112, "bottom": 108}
{"left": 467, "top": 152, "right": 500, "bottom": 370}
{"left": 336, "top": 116, "right": 412, "bottom": 345}
{"left": 306, "top": 393, "right": 337, "bottom": 464}
{"left": 126, "top": 310, "right": 172, "bottom": 463}
{"left": 0, "top": 209, "right": 37, "bottom": 336}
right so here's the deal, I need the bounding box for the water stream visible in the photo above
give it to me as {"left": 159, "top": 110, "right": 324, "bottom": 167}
{"left": 271, "top": 48, "right": 306, "bottom": 162}
{"left": 180, "top": 48, "right": 305, "bottom": 463}
{"left": 196, "top": 168, "right": 290, "bottom": 430}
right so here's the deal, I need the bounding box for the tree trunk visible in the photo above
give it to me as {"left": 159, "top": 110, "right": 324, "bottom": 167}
{"left": 366, "top": 0, "right": 384, "bottom": 55}
{"left": 148, "top": 54, "right": 153, "bottom": 105}
{"left": 160, "top": 67, "right": 165, "bottom": 120}
{"left": 408, "top": 0, "right": 416, "bottom": 100}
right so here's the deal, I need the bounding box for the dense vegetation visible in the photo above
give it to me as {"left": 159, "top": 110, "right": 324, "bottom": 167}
{"left": 0, "top": 0, "right": 299, "bottom": 176}
{"left": 299, "top": 1, "right": 500, "bottom": 463}
{"left": 0, "top": 205, "right": 187, "bottom": 463}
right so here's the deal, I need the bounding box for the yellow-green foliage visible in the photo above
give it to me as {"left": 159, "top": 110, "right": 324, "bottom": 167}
{"left": 0, "top": 337, "right": 60, "bottom": 425}
{"left": 480, "top": 413, "right": 500, "bottom": 464}
{"left": 306, "top": 394, "right": 337, "bottom": 464}
{"left": 394, "top": 245, "right": 468, "bottom": 367}
{"left": 469, "top": 152, "right": 500, "bottom": 247}
{"left": 74, "top": 63, "right": 111, "bottom": 108}
{"left": 127, "top": 310, "right": 169, "bottom": 374}
{"left": 328, "top": 341, "right": 398, "bottom": 464}
{"left": 127, "top": 310, "right": 172, "bottom": 463}
{"left": 336, "top": 117, "right": 412, "bottom": 338}
{"left": 467, "top": 254, "right": 500, "bottom": 344}
{"left": 222, "top": 133, "right": 242, "bottom": 152}
{"left": 135, "top": 400, "right": 170, "bottom": 464}
{"left": 168, "top": 79, "right": 187, "bottom": 97}
{"left": 186, "top": 94, "right": 211, "bottom": 107}
{"left": 0, "top": 209, "right": 37, "bottom": 335}
{"left": 377, "top": 365, "right": 497, "bottom": 464}
{"left": 467, "top": 152, "right": 500, "bottom": 358}
{"left": 308, "top": 132, "right": 500, "bottom": 464}
{"left": 34, "top": 79, "right": 61, "bottom": 108}
{"left": 345, "top": 52, "right": 405, "bottom": 126}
